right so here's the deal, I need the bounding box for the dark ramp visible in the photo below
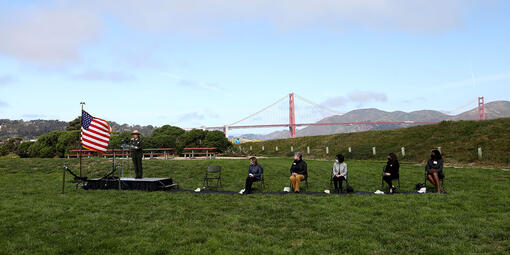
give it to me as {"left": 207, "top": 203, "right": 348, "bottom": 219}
{"left": 166, "top": 189, "right": 426, "bottom": 196}
{"left": 85, "top": 177, "right": 175, "bottom": 192}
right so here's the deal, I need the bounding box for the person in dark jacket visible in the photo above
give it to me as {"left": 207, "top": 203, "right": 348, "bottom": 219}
{"left": 382, "top": 152, "right": 400, "bottom": 193}
{"left": 243, "top": 157, "right": 263, "bottom": 194}
{"left": 426, "top": 149, "right": 444, "bottom": 193}
{"left": 129, "top": 130, "right": 144, "bottom": 179}
{"left": 289, "top": 152, "right": 308, "bottom": 193}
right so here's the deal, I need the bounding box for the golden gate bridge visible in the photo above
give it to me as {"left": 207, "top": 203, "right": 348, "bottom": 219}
{"left": 200, "top": 93, "right": 486, "bottom": 138}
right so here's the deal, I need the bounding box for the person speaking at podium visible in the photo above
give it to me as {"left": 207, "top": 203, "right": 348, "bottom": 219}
{"left": 130, "top": 130, "right": 144, "bottom": 179}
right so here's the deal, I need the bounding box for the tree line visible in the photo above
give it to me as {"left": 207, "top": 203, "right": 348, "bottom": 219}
{"left": 0, "top": 117, "right": 159, "bottom": 141}
{"left": 0, "top": 118, "right": 231, "bottom": 158}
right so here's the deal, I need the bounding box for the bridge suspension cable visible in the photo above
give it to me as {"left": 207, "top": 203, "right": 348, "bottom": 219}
{"left": 294, "top": 93, "right": 345, "bottom": 116}
{"left": 445, "top": 98, "right": 478, "bottom": 114}
{"left": 228, "top": 95, "right": 287, "bottom": 126}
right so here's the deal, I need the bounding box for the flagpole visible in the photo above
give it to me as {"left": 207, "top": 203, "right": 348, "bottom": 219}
{"left": 80, "top": 102, "right": 85, "bottom": 178}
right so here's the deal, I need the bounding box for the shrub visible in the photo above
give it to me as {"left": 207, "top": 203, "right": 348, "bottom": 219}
{"left": 0, "top": 145, "right": 7, "bottom": 157}
{"left": 108, "top": 131, "right": 132, "bottom": 149}
{"left": 204, "top": 130, "right": 231, "bottom": 152}
{"left": 16, "top": 141, "right": 34, "bottom": 158}
{"left": 56, "top": 130, "right": 80, "bottom": 157}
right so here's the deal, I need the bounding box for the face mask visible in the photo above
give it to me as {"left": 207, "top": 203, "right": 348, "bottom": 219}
{"left": 250, "top": 162, "right": 254, "bottom": 166}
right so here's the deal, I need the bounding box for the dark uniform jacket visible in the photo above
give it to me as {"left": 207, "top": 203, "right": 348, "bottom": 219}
{"left": 290, "top": 159, "right": 308, "bottom": 178}
{"left": 248, "top": 164, "right": 263, "bottom": 180}
{"left": 129, "top": 138, "right": 143, "bottom": 157}
{"left": 384, "top": 160, "right": 400, "bottom": 179}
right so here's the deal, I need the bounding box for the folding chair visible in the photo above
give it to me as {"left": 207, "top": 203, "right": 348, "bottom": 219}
{"left": 424, "top": 169, "right": 445, "bottom": 192}
{"left": 252, "top": 174, "right": 265, "bottom": 193}
{"left": 381, "top": 166, "right": 400, "bottom": 193}
{"left": 203, "top": 166, "right": 222, "bottom": 189}
{"left": 330, "top": 172, "right": 348, "bottom": 192}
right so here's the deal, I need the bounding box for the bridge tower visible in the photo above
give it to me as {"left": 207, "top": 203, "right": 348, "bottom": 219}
{"left": 478, "top": 97, "right": 485, "bottom": 120}
{"left": 289, "top": 93, "right": 296, "bottom": 138}
{"left": 223, "top": 125, "right": 229, "bottom": 138}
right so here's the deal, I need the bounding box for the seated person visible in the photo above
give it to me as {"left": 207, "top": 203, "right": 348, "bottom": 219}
{"left": 243, "top": 157, "right": 263, "bottom": 194}
{"left": 289, "top": 152, "right": 307, "bottom": 193}
{"left": 425, "top": 149, "right": 444, "bottom": 193}
{"left": 382, "top": 153, "right": 400, "bottom": 193}
{"left": 332, "top": 154, "right": 347, "bottom": 193}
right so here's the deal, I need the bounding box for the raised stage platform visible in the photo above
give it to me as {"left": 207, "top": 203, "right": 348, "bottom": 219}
{"left": 85, "top": 177, "right": 175, "bottom": 192}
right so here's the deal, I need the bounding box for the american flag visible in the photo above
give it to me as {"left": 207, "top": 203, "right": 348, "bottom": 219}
{"left": 81, "top": 110, "right": 111, "bottom": 153}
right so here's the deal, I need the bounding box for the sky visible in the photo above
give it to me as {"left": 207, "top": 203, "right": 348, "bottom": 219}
{"left": 0, "top": 0, "right": 509, "bottom": 135}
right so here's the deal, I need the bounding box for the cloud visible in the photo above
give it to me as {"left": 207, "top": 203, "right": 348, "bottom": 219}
{"left": 178, "top": 112, "right": 205, "bottom": 122}
{"left": 177, "top": 109, "right": 220, "bottom": 124}
{"left": 177, "top": 79, "right": 220, "bottom": 92}
{"left": 0, "top": 3, "right": 102, "bottom": 66}
{"left": 0, "top": 75, "right": 17, "bottom": 86}
{"left": 162, "top": 72, "right": 229, "bottom": 95}
{"left": 72, "top": 70, "right": 136, "bottom": 82}
{"left": 122, "top": 51, "right": 166, "bottom": 70}
{"left": 0, "top": 0, "right": 482, "bottom": 66}
{"left": 322, "top": 96, "right": 348, "bottom": 107}
{"left": 21, "top": 113, "right": 47, "bottom": 119}
{"left": 322, "top": 90, "right": 388, "bottom": 108}
{"left": 95, "top": 0, "right": 474, "bottom": 34}
{"left": 0, "top": 100, "right": 8, "bottom": 107}
{"left": 439, "top": 72, "right": 510, "bottom": 89}
{"left": 347, "top": 91, "right": 388, "bottom": 103}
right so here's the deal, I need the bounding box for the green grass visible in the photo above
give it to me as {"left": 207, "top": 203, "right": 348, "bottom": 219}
{"left": 232, "top": 118, "right": 510, "bottom": 166}
{"left": 0, "top": 158, "right": 509, "bottom": 254}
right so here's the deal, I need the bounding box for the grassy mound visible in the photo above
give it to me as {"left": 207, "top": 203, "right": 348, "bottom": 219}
{"left": 233, "top": 118, "right": 510, "bottom": 166}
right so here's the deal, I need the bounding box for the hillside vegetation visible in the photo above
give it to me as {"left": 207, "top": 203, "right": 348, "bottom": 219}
{"left": 233, "top": 118, "right": 510, "bottom": 166}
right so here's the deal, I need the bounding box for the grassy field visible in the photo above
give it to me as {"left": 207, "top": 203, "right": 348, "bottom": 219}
{"left": 0, "top": 157, "right": 509, "bottom": 254}
{"left": 231, "top": 118, "right": 510, "bottom": 166}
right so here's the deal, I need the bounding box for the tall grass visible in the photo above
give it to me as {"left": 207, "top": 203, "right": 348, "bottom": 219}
{"left": 0, "top": 158, "right": 509, "bottom": 254}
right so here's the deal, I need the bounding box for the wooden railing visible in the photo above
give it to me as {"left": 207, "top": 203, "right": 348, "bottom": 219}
{"left": 182, "top": 148, "right": 217, "bottom": 159}
{"left": 66, "top": 148, "right": 175, "bottom": 159}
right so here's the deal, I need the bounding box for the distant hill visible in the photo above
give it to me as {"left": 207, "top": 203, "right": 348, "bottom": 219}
{"left": 0, "top": 119, "right": 68, "bottom": 141}
{"left": 246, "top": 100, "right": 510, "bottom": 140}
{"left": 452, "top": 101, "right": 510, "bottom": 120}
{"left": 108, "top": 122, "right": 155, "bottom": 137}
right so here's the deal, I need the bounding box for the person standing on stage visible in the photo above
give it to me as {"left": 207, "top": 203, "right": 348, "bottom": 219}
{"left": 130, "top": 130, "right": 144, "bottom": 179}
